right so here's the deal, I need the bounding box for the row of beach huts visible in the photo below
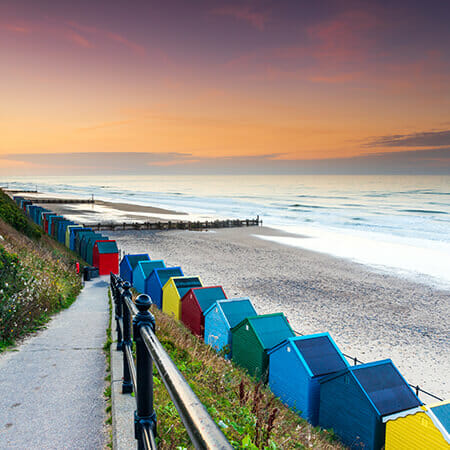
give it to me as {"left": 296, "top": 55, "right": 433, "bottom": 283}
{"left": 16, "top": 196, "right": 449, "bottom": 450}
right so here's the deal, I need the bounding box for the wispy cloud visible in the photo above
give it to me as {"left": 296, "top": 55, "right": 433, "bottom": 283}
{"left": 211, "top": 5, "right": 269, "bottom": 31}
{"left": 365, "top": 130, "right": 450, "bottom": 148}
{"left": 65, "top": 30, "right": 93, "bottom": 49}
{"left": 66, "top": 21, "right": 147, "bottom": 56}
{"left": 3, "top": 149, "right": 448, "bottom": 175}
{"left": 0, "top": 23, "right": 31, "bottom": 33}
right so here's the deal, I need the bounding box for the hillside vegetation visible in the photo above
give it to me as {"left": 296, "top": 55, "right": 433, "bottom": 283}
{"left": 0, "top": 191, "right": 82, "bottom": 349}
{"left": 144, "top": 304, "right": 344, "bottom": 449}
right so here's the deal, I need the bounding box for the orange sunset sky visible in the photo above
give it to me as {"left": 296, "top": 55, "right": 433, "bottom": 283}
{"left": 1, "top": 0, "right": 449, "bottom": 174}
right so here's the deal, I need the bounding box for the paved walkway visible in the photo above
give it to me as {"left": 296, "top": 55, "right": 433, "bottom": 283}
{"left": 0, "top": 277, "right": 109, "bottom": 449}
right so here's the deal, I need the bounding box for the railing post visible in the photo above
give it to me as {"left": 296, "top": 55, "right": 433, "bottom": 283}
{"left": 133, "top": 294, "right": 157, "bottom": 448}
{"left": 122, "top": 281, "right": 133, "bottom": 394}
{"left": 113, "top": 275, "right": 123, "bottom": 351}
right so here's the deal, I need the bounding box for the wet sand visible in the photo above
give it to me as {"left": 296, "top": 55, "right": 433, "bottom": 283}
{"left": 109, "top": 226, "right": 450, "bottom": 400}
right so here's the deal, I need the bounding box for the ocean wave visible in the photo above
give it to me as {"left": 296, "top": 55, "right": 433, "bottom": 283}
{"left": 401, "top": 209, "right": 448, "bottom": 215}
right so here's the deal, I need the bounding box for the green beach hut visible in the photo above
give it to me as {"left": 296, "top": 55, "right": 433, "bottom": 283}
{"left": 231, "top": 313, "right": 295, "bottom": 382}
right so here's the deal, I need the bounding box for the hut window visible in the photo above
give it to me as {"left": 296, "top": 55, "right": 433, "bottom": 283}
{"left": 287, "top": 346, "right": 291, "bottom": 352}
{"left": 421, "top": 417, "right": 428, "bottom": 427}
{"left": 215, "top": 307, "right": 218, "bottom": 313}
{"left": 344, "top": 375, "right": 350, "bottom": 385}
{"left": 245, "top": 325, "right": 249, "bottom": 330}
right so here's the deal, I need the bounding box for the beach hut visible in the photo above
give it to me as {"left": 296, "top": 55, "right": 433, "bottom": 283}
{"left": 232, "top": 313, "right": 295, "bottom": 382}
{"left": 204, "top": 297, "right": 256, "bottom": 358}
{"left": 146, "top": 267, "right": 184, "bottom": 309}
{"left": 181, "top": 286, "right": 227, "bottom": 336}
{"left": 69, "top": 226, "right": 84, "bottom": 250}
{"left": 132, "top": 260, "right": 166, "bottom": 295}
{"left": 80, "top": 232, "right": 98, "bottom": 261}
{"left": 58, "top": 220, "right": 73, "bottom": 243}
{"left": 383, "top": 400, "right": 450, "bottom": 449}
{"left": 318, "top": 359, "right": 422, "bottom": 450}
{"left": 162, "top": 276, "right": 203, "bottom": 320}
{"left": 39, "top": 209, "right": 51, "bottom": 227}
{"left": 50, "top": 216, "right": 64, "bottom": 237}
{"left": 86, "top": 234, "right": 108, "bottom": 265}
{"left": 93, "top": 240, "right": 119, "bottom": 275}
{"left": 44, "top": 213, "right": 57, "bottom": 234}
{"left": 75, "top": 229, "right": 94, "bottom": 255}
{"left": 268, "top": 333, "right": 349, "bottom": 425}
{"left": 119, "top": 254, "right": 151, "bottom": 285}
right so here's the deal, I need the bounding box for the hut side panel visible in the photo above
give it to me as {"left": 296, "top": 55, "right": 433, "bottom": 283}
{"left": 319, "top": 373, "right": 381, "bottom": 449}
{"left": 180, "top": 290, "right": 203, "bottom": 336}
{"left": 232, "top": 321, "right": 265, "bottom": 380}
{"left": 385, "top": 409, "right": 449, "bottom": 450}
{"left": 204, "top": 305, "right": 230, "bottom": 355}
{"left": 268, "top": 342, "right": 315, "bottom": 423}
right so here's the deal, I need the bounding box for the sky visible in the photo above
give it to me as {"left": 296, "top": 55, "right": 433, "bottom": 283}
{"left": 0, "top": 0, "right": 449, "bottom": 175}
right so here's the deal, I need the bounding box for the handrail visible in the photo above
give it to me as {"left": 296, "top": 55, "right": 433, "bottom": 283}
{"left": 110, "top": 273, "right": 232, "bottom": 450}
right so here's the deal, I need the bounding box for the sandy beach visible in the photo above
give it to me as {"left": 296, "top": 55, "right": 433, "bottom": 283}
{"left": 108, "top": 226, "right": 449, "bottom": 401}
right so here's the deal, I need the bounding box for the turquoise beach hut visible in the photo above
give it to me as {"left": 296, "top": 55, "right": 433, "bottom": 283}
{"left": 120, "top": 254, "right": 150, "bottom": 285}
{"left": 204, "top": 297, "right": 256, "bottom": 358}
{"left": 268, "top": 333, "right": 349, "bottom": 425}
{"left": 319, "top": 359, "right": 422, "bottom": 450}
{"left": 132, "top": 260, "right": 166, "bottom": 295}
{"left": 146, "top": 267, "right": 184, "bottom": 309}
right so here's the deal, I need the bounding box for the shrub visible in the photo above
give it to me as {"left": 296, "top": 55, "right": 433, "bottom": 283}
{"left": 0, "top": 191, "right": 42, "bottom": 239}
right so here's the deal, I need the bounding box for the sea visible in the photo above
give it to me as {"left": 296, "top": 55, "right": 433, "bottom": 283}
{"left": 3, "top": 174, "right": 450, "bottom": 290}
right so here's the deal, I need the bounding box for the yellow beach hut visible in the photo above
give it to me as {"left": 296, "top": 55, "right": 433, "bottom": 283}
{"left": 383, "top": 400, "right": 450, "bottom": 449}
{"left": 162, "top": 276, "right": 202, "bottom": 320}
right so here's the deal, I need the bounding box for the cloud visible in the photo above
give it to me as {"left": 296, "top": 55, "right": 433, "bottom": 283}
{"left": 365, "top": 130, "right": 450, "bottom": 148}
{"left": 0, "top": 23, "right": 31, "bottom": 33}
{"left": 66, "top": 21, "right": 147, "bottom": 56}
{"left": 2, "top": 149, "right": 448, "bottom": 175}
{"left": 211, "top": 5, "right": 269, "bottom": 30}
{"left": 66, "top": 30, "right": 93, "bottom": 49}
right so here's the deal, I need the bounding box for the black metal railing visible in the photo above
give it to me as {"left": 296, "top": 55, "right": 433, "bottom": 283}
{"left": 293, "top": 329, "right": 443, "bottom": 402}
{"left": 110, "top": 273, "right": 232, "bottom": 450}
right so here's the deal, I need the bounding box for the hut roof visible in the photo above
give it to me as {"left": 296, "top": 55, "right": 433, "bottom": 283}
{"left": 216, "top": 298, "right": 256, "bottom": 328}
{"left": 97, "top": 241, "right": 118, "bottom": 254}
{"left": 431, "top": 402, "right": 450, "bottom": 435}
{"left": 138, "top": 260, "right": 166, "bottom": 278}
{"left": 191, "top": 287, "right": 227, "bottom": 312}
{"left": 155, "top": 267, "right": 183, "bottom": 287}
{"left": 322, "top": 359, "right": 422, "bottom": 417}
{"left": 172, "top": 277, "right": 202, "bottom": 297}
{"left": 268, "top": 333, "right": 348, "bottom": 377}
{"left": 241, "top": 314, "right": 294, "bottom": 350}
{"left": 293, "top": 334, "right": 348, "bottom": 377}
{"left": 124, "top": 254, "right": 150, "bottom": 270}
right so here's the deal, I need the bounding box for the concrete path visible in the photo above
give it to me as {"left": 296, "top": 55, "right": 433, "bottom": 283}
{"left": 0, "top": 277, "right": 109, "bottom": 450}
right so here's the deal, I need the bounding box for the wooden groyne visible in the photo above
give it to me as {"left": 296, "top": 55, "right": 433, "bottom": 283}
{"left": 84, "top": 217, "right": 261, "bottom": 231}
{"left": 34, "top": 198, "right": 95, "bottom": 204}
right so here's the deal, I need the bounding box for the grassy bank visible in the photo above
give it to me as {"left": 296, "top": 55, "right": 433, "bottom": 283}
{"left": 142, "top": 303, "right": 344, "bottom": 449}
{"left": 0, "top": 192, "right": 83, "bottom": 350}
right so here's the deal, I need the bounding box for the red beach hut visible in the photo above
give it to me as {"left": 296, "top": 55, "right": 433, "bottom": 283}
{"left": 93, "top": 240, "right": 119, "bottom": 275}
{"left": 181, "top": 286, "right": 227, "bottom": 336}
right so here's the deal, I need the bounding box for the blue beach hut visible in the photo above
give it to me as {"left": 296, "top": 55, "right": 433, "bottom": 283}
{"left": 70, "top": 227, "right": 85, "bottom": 251}
{"left": 319, "top": 359, "right": 422, "bottom": 450}
{"left": 57, "top": 220, "right": 72, "bottom": 243}
{"left": 147, "top": 267, "right": 184, "bottom": 309}
{"left": 268, "top": 333, "right": 349, "bottom": 425}
{"left": 132, "top": 260, "right": 166, "bottom": 295}
{"left": 204, "top": 298, "right": 256, "bottom": 358}
{"left": 120, "top": 254, "right": 150, "bottom": 285}
{"left": 58, "top": 220, "right": 74, "bottom": 243}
